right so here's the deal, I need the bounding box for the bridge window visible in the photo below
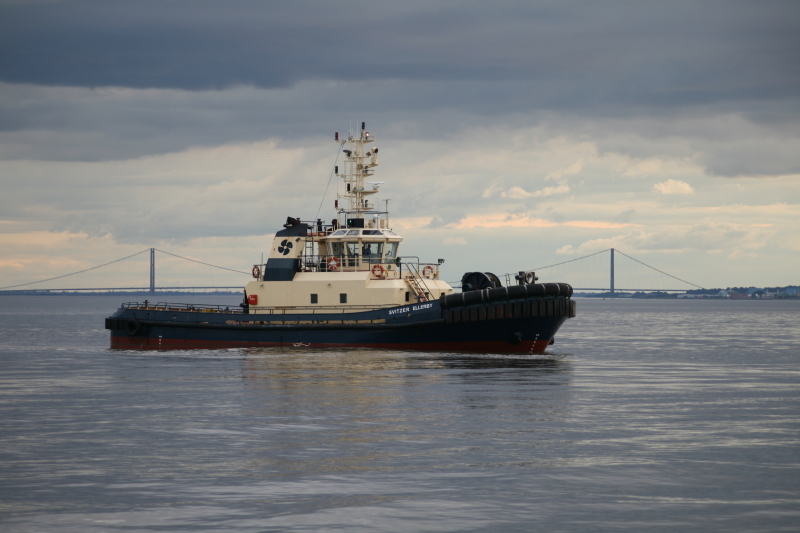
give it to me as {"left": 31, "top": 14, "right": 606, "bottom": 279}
{"left": 385, "top": 242, "right": 398, "bottom": 259}
{"left": 362, "top": 242, "right": 384, "bottom": 263}
{"left": 346, "top": 242, "right": 360, "bottom": 256}
{"left": 328, "top": 242, "right": 361, "bottom": 267}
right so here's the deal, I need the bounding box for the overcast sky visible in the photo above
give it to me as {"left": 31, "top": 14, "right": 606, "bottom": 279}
{"left": 1, "top": 0, "right": 799, "bottom": 291}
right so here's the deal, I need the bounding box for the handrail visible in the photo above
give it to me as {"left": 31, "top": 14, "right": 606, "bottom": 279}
{"left": 121, "top": 301, "right": 243, "bottom": 312}
{"left": 250, "top": 303, "right": 399, "bottom": 315}
{"left": 401, "top": 261, "right": 436, "bottom": 302}
{"left": 409, "top": 262, "right": 433, "bottom": 294}
{"left": 120, "top": 301, "right": 401, "bottom": 314}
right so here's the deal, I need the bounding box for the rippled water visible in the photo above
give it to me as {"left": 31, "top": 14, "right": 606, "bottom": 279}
{"left": 1, "top": 295, "right": 799, "bottom": 531}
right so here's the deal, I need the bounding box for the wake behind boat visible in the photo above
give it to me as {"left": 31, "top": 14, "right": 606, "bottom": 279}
{"left": 106, "top": 123, "right": 575, "bottom": 353}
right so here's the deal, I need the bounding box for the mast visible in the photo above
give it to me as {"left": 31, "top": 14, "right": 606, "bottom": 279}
{"left": 335, "top": 122, "right": 384, "bottom": 227}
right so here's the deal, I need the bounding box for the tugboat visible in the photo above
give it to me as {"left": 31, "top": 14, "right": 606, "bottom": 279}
{"left": 106, "top": 123, "right": 575, "bottom": 353}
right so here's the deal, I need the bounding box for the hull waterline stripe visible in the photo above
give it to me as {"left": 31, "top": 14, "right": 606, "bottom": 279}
{"left": 110, "top": 336, "right": 553, "bottom": 354}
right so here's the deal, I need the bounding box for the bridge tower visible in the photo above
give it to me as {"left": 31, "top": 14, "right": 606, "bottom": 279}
{"left": 610, "top": 248, "right": 615, "bottom": 296}
{"left": 150, "top": 248, "right": 155, "bottom": 294}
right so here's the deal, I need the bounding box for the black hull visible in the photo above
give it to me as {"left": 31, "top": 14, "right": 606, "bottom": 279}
{"left": 106, "top": 291, "right": 576, "bottom": 354}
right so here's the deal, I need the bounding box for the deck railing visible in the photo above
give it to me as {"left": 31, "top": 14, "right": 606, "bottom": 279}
{"left": 120, "top": 301, "right": 401, "bottom": 314}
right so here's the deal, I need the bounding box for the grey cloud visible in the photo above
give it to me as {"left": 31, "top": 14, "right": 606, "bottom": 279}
{"left": 4, "top": 81, "right": 798, "bottom": 179}
{"left": 585, "top": 110, "right": 800, "bottom": 177}
{"left": 1, "top": 0, "right": 799, "bottom": 182}
{"left": 2, "top": 1, "right": 798, "bottom": 108}
{"left": 614, "top": 209, "right": 637, "bottom": 224}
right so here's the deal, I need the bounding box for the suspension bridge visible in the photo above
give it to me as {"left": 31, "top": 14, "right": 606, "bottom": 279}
{"left": 528, "top": 247, "right": 705, "bottom": 295}
{"left": 0, "top": 248, "right": 250, "bottom": 294}
{"left": 0, "top": 247, "right": 704, "bottom": 296}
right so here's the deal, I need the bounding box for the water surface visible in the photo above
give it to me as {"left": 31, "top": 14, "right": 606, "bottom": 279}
{"left": 1, "top": 296, "right": 798, "bottom": 531}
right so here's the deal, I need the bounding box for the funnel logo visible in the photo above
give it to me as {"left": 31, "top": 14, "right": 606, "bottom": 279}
{"left": 278, "top": 239, "right": 293, "bottom": 255}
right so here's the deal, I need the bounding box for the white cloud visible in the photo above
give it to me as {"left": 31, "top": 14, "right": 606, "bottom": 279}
{"left": 543, "top": 160, "right": 584, "bottom": 181}
{"left": 555, "top": 223, "right": 774, "bottom": 257}
{"left": 613, "top": 156, "right": 703, "bottom": 185}
{"left": 501, "top": 184, "right": 571, "bottom": 199}
{"left": 481, "top": 184, "right": 503, "bottom": 198}
{"left": 653, "top": 179, "right": 694, "bottom": 194}
{"left": 555, "top": 244, "right": 576, "bottom": 255}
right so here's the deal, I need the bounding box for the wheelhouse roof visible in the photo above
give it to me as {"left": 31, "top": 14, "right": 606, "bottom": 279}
{"left": 324, "top": 229, "right": 401, "bottom": 241}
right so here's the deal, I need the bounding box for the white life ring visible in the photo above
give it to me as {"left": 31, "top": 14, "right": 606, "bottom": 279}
{"left": 371, "top": 264, "right": 385, "bottom": 278}
{"left": 252, "top": 265, "right": 261, "bottom": 279}
{"left": 327, "top": 256, "right": 340, "bottom": 271}
{"left": 422, "top": 265, "right": 434, "bottom": 279}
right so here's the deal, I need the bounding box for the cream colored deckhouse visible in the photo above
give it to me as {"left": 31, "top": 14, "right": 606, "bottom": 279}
{"left": 245, "top": 123, "right": 454, "bottom": 313}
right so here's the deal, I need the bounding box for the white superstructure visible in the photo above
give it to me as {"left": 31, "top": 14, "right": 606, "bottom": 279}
{"left": 244, "top": 124, "right": 454, "bottom": 313}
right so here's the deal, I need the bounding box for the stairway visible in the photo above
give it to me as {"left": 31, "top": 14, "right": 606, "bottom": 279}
{"left": 404, "top": 264, "right": 431, "bottom": 302}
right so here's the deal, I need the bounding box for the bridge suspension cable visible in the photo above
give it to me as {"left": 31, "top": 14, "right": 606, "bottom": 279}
{"left": 153, "top": 249, "right": 249, "bottom": 275}
{"left": 528, "top": 248, "right": 612, "bottom": 272}
{"left": 614, "top": 249, "right": 704, "bottom": 289}
{"left": 0, "top": 249, "right": 150, "bottom": 290}
{"left": 499, "top": 247, "right": 704, "bottom": 291}
{"left": 1, "top": 248, "right": 249, "bottom": 292}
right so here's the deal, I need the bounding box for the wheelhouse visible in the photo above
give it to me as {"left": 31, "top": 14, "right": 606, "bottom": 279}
{"left": 324, "top": 228, "right": 401, "bottom": 268}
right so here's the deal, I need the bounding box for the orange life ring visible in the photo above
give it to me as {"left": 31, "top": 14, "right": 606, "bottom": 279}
{"left": 422, "top": 265, "right": 434, "bottom": 279}
{"left": 327, "top": 256, "right": 340, "bottom": 271}
{"left": 371, "top": 264, "right": 385, "bottom": 278}
{"left": 252, "top": 265, "right": 261, "bottom": 279}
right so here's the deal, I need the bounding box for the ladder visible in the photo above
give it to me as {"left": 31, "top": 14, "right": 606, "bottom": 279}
{"left": 303, "top": 239, "right": 317, "bottom": 271}
{"left": 404, "top": 263, "right": 431, "bottom": 302}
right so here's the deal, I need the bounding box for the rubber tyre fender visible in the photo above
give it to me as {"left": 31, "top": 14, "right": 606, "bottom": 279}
{"left": 486, "top": 286, "right": 509, "bottom": 302}
{"left": 542, "top": 283, "right": 561, "bottom": 296}
{"left": 125, "top": 319, "right": 142, "bottom": 336}
{"left": 525, "top": 283, "right": 546, "bottom": 297}
{"left": 505, "top": 284, "right": 527, "bottom": 300}
{"left": 557, "top": 283, "right": 574, "bottom": 297}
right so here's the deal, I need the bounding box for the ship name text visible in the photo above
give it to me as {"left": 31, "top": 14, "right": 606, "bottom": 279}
{"left": 388, "top": 302, "right": 434, "bottom": 315}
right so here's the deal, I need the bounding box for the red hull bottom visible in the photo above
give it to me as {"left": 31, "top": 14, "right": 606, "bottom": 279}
{"left": 110, "top": 336, "right": 552, "bottom": 354}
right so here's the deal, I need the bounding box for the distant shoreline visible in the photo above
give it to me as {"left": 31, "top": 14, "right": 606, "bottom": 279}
{"left": 0, "top": 291, "right": 241, "bottom": 297}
